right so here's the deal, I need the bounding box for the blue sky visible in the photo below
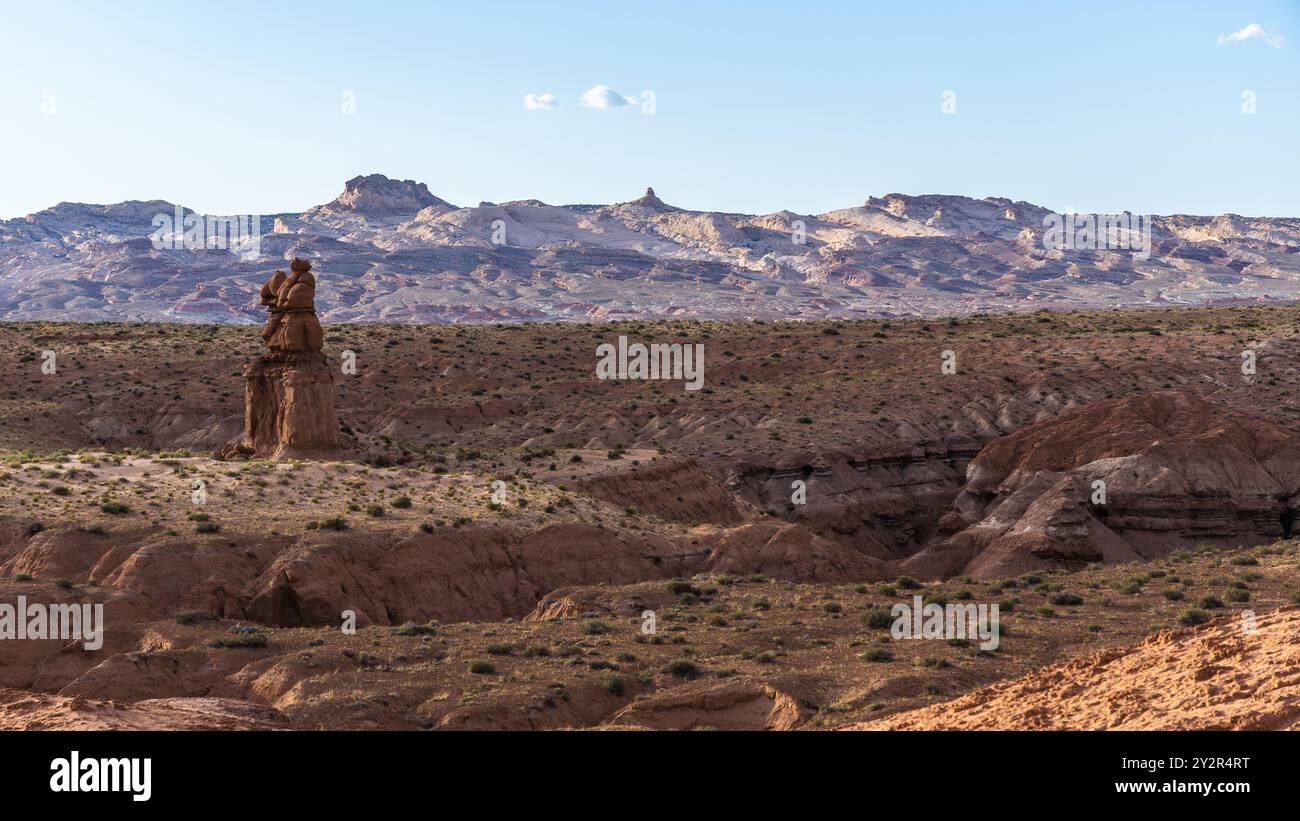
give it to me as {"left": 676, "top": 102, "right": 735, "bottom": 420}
{"left": 1, "top": 0, "right": 1296, "bottom": 218}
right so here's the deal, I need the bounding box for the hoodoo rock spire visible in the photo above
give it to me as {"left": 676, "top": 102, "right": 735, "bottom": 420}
{"left": 216, "top": 257, "right": 340, "bottom": 460}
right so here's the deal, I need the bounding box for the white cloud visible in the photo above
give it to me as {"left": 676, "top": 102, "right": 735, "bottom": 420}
{"left": 523, "top": 93, "right": 557, "bottom": 111}
{"left": 1218, "top": 23, "right": 1285, "bottom": 48}
{"left": 579, "top": 84, "right": 636, "bottom": 109}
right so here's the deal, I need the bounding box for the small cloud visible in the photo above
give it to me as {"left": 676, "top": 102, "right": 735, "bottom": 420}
{"left": 1218, "top": 23, "right": 1284, "bottom": 48}
{"left": 579, "top": 84, "right": 636, "bottom": 109}
{"left": 523, "top": 93, "right": 557, "bottom": 111}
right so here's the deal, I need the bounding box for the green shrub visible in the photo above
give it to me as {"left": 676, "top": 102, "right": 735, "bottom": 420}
{"left": 395, "top": 622, "right": 438, "bottom": 636}
{"left": 211, "top": 632, "right": 268, "bottom": 649}
{"left": 863, "top": 608, "right": 894, "bottom": 629}
{"left": 663, "top": 659, "right": 700, "bottom": 678}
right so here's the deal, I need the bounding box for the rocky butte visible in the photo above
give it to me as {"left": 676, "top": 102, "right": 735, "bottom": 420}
{"left": 216, "top": 257, "right": 340, "bottom": 460}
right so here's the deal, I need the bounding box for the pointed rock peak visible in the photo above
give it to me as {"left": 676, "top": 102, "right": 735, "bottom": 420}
{"left": 630, "top": 187, "right": 671, "bottom": 210}
{"left": 327, "top": 174, "right": 453, "bottom": 216}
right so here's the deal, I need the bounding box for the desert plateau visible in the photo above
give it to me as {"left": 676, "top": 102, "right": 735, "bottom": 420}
{"left": 1, "top": 304, "right": 1298, "bottom": 730}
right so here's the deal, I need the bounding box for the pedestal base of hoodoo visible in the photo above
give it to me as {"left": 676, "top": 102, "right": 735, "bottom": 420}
{"left": 218, "top": 351, "right": 340, "bottom": 460}
{"left": 216, "top": 257, "right": 340, "bottom": 461}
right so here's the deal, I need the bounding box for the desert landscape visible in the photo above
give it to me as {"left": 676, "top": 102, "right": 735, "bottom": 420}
{"left": 4, "top": 8, "right": 1298, "bottom": 818}
{"left": 3, "top": 1, "right": 1296, "bottom": 762}
{"left": 2, "top": 303, "right": 1298, "bottom": 730}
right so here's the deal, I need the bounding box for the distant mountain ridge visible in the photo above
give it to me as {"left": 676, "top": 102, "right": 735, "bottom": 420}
{"left": 1, "top": 173, "right": 1298, "bottom": 324}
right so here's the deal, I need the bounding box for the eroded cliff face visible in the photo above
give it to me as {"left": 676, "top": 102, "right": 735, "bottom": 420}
{"left": 569, "top": 457, "right": 751, "bottom": 526}
{"left": 902, "top": 392, "right": 1300, "bottom": 579}
{"left": 726, "top": 442, "right": 980, "bottom": 560}
{"left": 242, "top": 523, "right": 678, "bottom": 627}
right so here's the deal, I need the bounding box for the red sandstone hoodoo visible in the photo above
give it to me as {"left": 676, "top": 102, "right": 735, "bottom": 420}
{"left": 217, "top": 258, "right": 340, "bottom": 460}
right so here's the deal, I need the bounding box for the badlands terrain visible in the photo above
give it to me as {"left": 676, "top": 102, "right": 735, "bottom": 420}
{"left": 0, "top": 304, "right": 1299, "bottom": 728}
{"left": 2, "top": 174, "right": 1300, "bottom": 323}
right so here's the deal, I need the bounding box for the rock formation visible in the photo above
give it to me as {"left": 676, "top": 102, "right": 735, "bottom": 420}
{"left": 902, "top": 391, "right": 1300, "bottom": 578}
{"left": 605, "top": 680, "right": 804, "bottom": 730}
{"left": 630, "top": 186, "right": 671, "bottom": 210}
{"left": 217, "top": 258, "right": 339, "bottom": 460}
{"left": 845, "top": 609, "right": 1300, "bottom": 731}
{"left": 0, "top": 689, "right": 290, "bottom": 730}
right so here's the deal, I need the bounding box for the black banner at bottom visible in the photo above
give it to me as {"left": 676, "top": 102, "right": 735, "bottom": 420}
{"left": 0, "top": 730, "right": 1281, "bottom": 808}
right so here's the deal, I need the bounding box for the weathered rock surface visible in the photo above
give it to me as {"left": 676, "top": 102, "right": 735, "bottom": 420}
{"left": 218, "top": 352, "right": 340, "bottom": 460}
{"left": 605, "top": 680, "right": 803, "bottom": 730}
{"left": 694, "top": 520, "right": 890, "bottom": 582}
{"left": 243, "top": 523, "right": 675, "bottom": 626}
{"left": 0, "top": 688, "right": 288, "bottom": 730}
{"left": 729, "top": 443, "right": 979, "bottom": 559}
{"left": 218, "top": 258, "right": 339, "bottom": 460}
{"left": 569, "top": 456, "right": 750, "bottom": 526}
{"left": 904, "top": 392, "right": 1300, "bottom": 578}
{"left": 846, "top": 608, "right": 1300, "bottom": 730}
